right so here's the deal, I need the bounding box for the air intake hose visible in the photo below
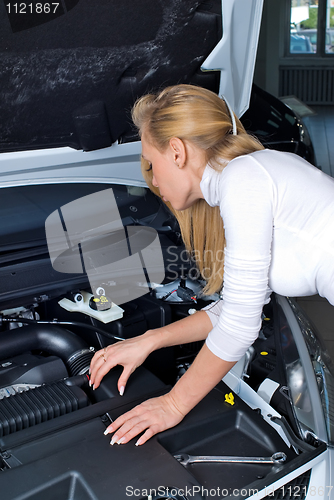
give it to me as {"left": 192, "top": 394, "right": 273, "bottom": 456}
{"left": 0, "top": 325, "right": 94, "bottom": 376}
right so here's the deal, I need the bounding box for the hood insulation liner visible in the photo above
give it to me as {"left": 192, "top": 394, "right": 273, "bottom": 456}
{"left": 0, "top": 0, "right": 221, "bottom": 152}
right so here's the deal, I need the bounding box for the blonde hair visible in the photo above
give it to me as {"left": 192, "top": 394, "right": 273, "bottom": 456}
{"left": 132, "top": 84, "right": 264, "bottom": 295}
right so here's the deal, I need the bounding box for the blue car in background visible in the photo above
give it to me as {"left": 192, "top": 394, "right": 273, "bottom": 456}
{"left": 290, "top": 33, "right": 314, "bottom": 53}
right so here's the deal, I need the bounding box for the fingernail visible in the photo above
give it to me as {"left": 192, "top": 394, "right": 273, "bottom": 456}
{"left": 117, "top": 437, "right": 125, "bottom": 445}
{"left": 92, "top": 384, "right": 95, "bottom": 391}
{"left": 119, "top": 386, "right": 124, "bottom": 396}
{"left": 110, "top": 436, "right": 117, "bottom": 445}
{"left": 135, "top": 439, "right": 141, "bottom": 446}
{"left": 89, "top": 380, "right": 92, "bottom": 387}
{"left": 104, "top": 428, "right": 110, "bottom": 435}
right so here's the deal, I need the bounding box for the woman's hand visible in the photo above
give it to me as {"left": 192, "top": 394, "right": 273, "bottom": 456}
{"left": 89, "top": 311, "right": 213, "bottom": 395}
{"left": 103, "top": 392, "right": 185, "bottom": 446}
{"left": 101, "top": 344, "right": 236, "bottom": 447}
{"left": 89, "top": 334, "right": 154, "bottom": 394}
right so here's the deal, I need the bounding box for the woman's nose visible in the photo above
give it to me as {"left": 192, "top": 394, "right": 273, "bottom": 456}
{"left": 152, "top": 175, "right": 158, "bottom": 188}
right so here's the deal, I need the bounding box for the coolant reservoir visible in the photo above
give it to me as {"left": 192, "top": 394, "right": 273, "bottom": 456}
{"left": 59, "top": 290, "right": 124, "bottom": 323}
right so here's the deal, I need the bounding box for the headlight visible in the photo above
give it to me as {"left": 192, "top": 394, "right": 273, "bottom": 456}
{"left": 288, "top": 299, "right": 334, "bottom": 444}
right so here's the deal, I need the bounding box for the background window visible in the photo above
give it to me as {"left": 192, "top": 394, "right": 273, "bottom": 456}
{"left": 290, "top": 0, "right": 318, "bottom": 53}
{"left": 325, "top": 0, "right": 334, "bottom": 53}
{"left": 290, "top": 0, "right": 334, "bottom": 54}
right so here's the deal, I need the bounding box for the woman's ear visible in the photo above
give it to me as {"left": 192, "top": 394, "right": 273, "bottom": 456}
{"left": 169, "top": 137, "right": 186, "bottom": 168}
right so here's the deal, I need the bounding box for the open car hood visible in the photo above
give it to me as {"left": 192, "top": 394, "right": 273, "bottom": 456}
{"left": 0, "top": 0, "right": 263, "bottom": 187}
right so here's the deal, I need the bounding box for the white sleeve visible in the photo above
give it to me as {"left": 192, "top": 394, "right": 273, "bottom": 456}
{"left": 205, "top": 157, "right": 275, "bottom": 362}
{"left": 201, "top": 300, "right": 224, "bottom": 328}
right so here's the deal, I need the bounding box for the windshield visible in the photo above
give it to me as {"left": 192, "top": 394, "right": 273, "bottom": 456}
{"left": 0, "top": 183, "right": 161, "bottom": 252}
{"left": 0, "top": 182, "right": 185, "bottom": 311}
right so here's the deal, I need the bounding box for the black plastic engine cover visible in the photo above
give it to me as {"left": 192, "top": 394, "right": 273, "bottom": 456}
{"left": 0, "top": 375, "right": 322, "bottom": 500}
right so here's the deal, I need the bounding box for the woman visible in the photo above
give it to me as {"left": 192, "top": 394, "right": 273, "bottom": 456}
{"left": 89, "top": 84, "right": 334, "bottom": 446}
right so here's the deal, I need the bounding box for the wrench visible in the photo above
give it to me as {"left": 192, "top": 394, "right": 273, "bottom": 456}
{"left": 174, "top": 451, "right": 287, "bottom": 466}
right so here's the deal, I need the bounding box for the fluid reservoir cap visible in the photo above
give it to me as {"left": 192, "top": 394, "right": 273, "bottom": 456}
{"left": 74, "top": 293, "right": 83, "bottom": 303}
{"left": 89, "top": 295, "right": 112, "bottom": 311}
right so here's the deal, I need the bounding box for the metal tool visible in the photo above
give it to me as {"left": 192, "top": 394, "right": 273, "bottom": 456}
{"left": 174, "top": 451, "right": 287, "bottom": 466}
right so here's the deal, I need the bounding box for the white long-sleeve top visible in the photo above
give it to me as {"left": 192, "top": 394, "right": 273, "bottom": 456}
{"left": 200, "top": 149, "right": 334, "bottom": 362}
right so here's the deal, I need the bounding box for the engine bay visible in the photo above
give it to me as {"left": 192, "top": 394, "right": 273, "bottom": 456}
{"left": 0, "top": 279, "right": 325, "bottom": 500}
{"left": 0, "top": 277, "right": 216, "bottom": 437}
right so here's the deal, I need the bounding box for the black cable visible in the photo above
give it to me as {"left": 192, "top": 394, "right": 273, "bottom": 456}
{"left": 0, "top": 317, "right": 124, "bottom": 342}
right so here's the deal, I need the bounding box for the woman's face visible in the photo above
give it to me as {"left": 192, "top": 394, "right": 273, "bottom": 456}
{"left": 141, "top": 132, "right": 205, "bottom": 211}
